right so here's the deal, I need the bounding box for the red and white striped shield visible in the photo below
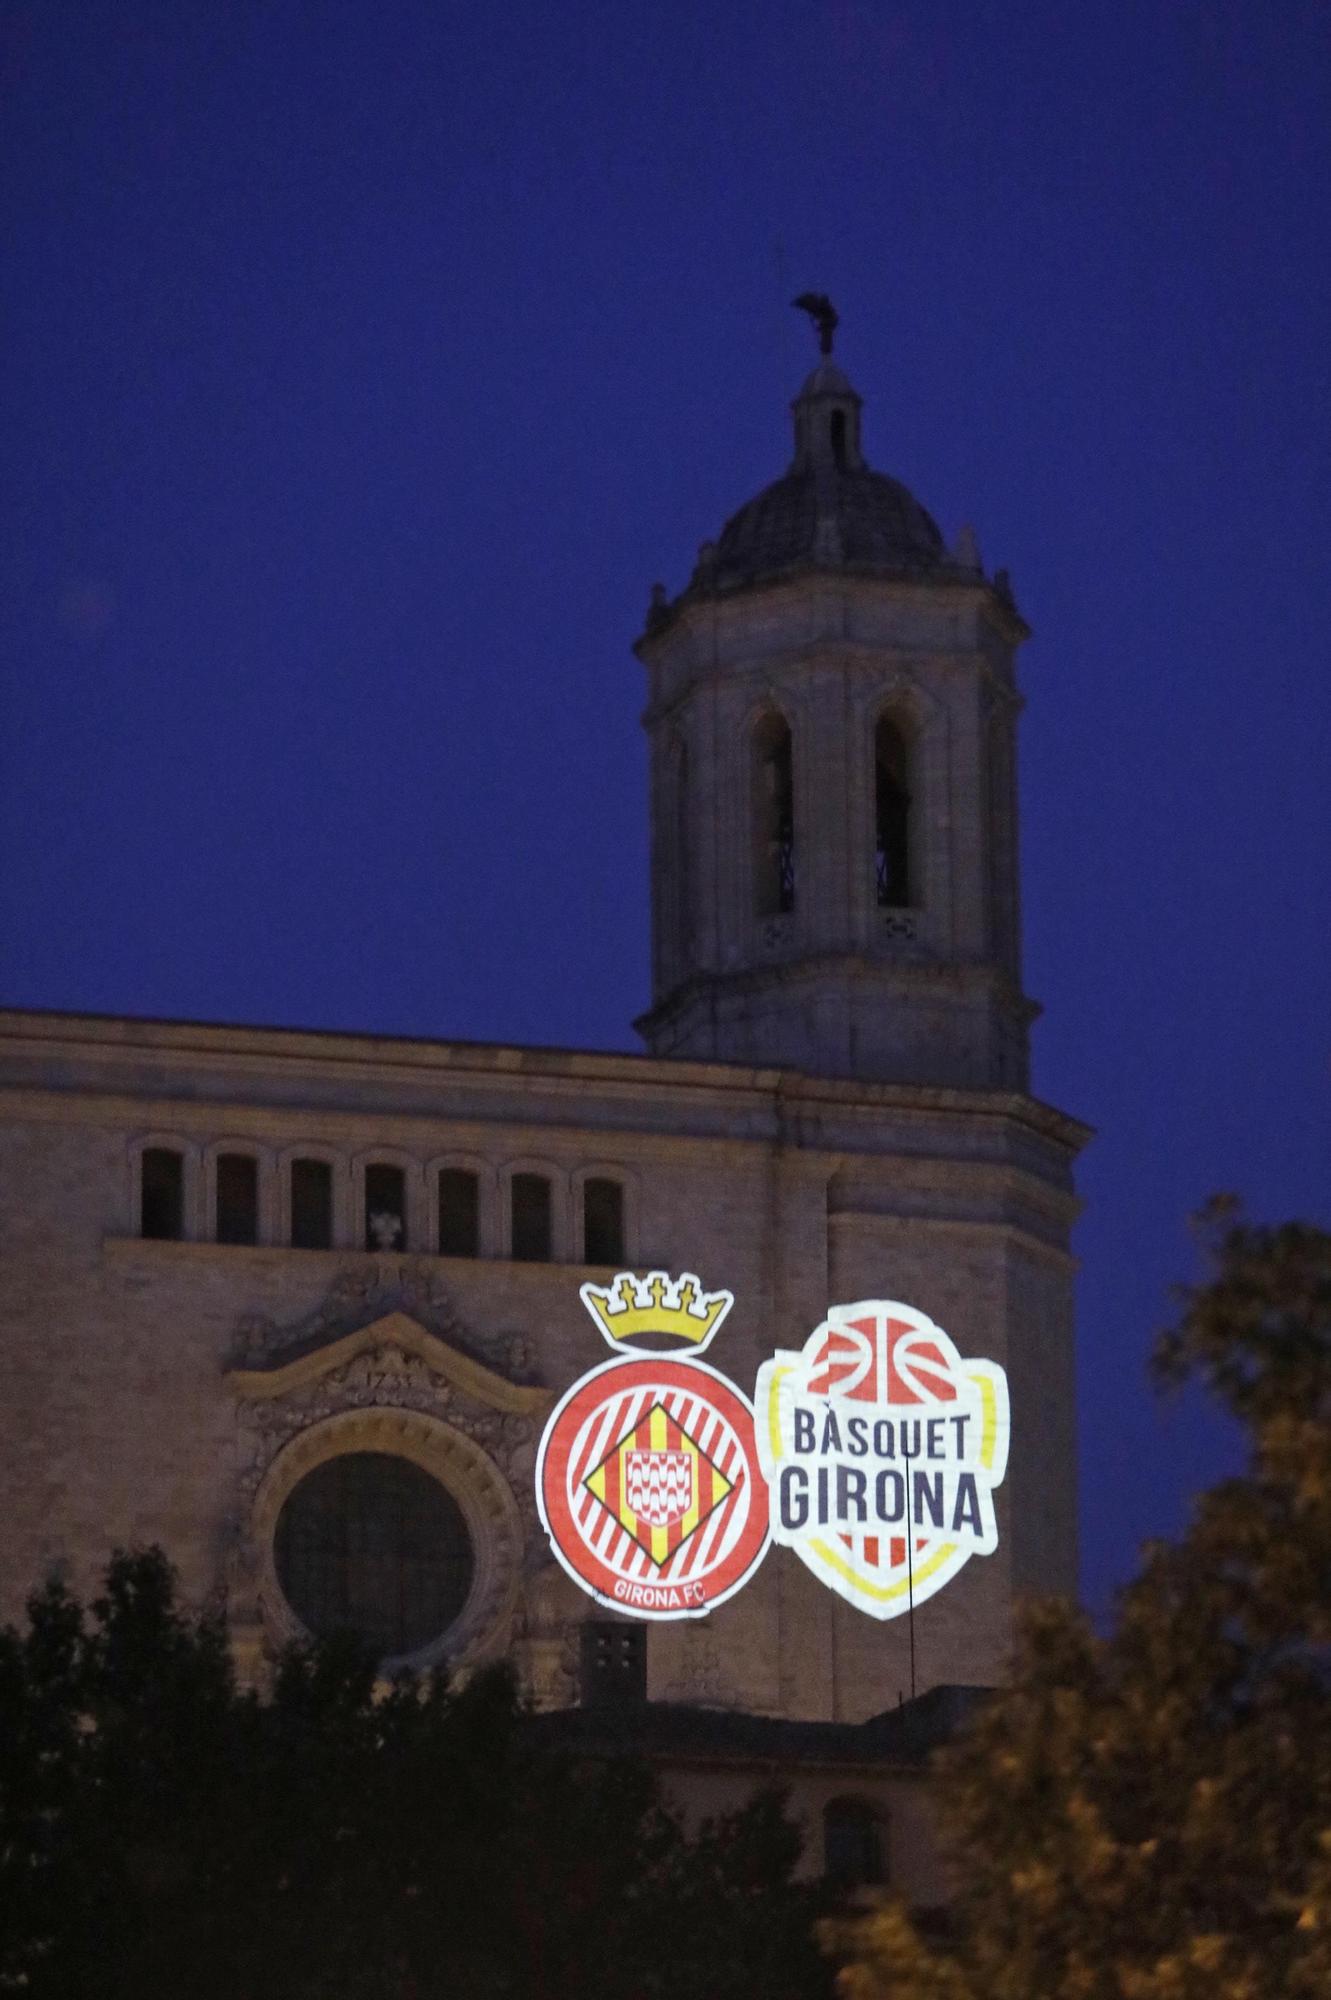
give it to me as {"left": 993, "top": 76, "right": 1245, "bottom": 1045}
{"left": 537, "top": 1355, "right": 769, "bottom": 1620}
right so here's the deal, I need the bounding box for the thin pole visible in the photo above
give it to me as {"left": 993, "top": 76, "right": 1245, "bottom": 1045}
{"left": 906, "top": 1484, "right": 917, "bottom": 1700}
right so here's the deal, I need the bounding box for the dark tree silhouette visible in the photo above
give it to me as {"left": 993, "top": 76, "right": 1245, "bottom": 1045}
{"left": 833, "top": 1205, "right": 1331, "bottom": 2000}
{"left": 0, "top": 1553, "right": 832, "bottom": 2000}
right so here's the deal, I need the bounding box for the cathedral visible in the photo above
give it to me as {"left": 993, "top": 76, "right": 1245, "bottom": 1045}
{"left": 0, "top": 318, "right": 1086, "bottom": 1898}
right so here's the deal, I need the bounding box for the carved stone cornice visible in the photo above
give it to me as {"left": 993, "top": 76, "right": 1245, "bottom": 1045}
{"left": 224, "top": 1307, "right": 550, "bottom": 1413}
{"left": 221, "top": 1255, "right": 547, "bottom": 1401}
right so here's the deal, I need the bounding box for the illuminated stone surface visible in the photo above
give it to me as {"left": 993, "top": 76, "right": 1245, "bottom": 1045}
{"left": 0, "top": 342, "right": 1086, "bottom": 1897}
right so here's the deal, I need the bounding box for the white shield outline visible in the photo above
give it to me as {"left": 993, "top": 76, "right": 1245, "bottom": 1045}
{"left": 754, "top": 1299, "right": 1010, "bottom": 1621}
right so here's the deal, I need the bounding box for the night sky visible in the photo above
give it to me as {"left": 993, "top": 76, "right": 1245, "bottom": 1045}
{"left": 3, "top": 2, "right": 1328, "bottom": 1618}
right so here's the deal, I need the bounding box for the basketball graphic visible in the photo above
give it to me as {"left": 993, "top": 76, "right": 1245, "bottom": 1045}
{"left": 755, "top": 1300, "right": 1010, "bottom": 1621}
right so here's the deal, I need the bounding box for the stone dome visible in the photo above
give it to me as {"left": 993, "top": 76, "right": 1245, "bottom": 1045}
{"left": 640, "top": 344, "right": 1016, "bottom": 639}
{"left": 708, "top": 463, "right": 945, "bottom": 588}
{"left": 675, "top": 355, "right": 949, "bottom": 604}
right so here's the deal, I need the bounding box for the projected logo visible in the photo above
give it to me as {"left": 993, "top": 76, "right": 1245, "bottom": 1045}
{"left": 536, "top": 1272, "right": 769, "bottom": 1619}
{"left": 754, "top": 1301, "right": 1010, "bottom": 1621}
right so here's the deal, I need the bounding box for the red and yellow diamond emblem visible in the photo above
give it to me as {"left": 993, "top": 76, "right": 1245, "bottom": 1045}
{"left": 583, "top": 1401, "right": 736, "bottom": 1569}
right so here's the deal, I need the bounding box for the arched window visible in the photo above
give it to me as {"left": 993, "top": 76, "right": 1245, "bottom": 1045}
{"left": 511, "top": 1172, "right": 552, "bottom": 1262}
{"left": 874, "top": 715, "right": 913, "bottom": 909}
{"left": 290, "top": 1157, "right": 333, "bottom": 1249}
{"left": 823, "top": 1797, "right": 887, "bottom": 1889}
{"left": 438, "top": 1168, "right": 480, "bottom": 1257}
{"left": 582, "top": 1176, "right": 624, "bottom": 1265}
{"left": 215, "top": 1152, "right": 258, "bottom": 1245}
{"left": 140, "top": 1147, "right": 184, "bottom": 1240}
{"left": 752, "top": 713, "right": 795, "bottom": 916}
{"left": 830, "top": 408, "right": 847, "bottom": 468}
{"left": 364, "top": 1163, "right": 407, "bottom": 1251}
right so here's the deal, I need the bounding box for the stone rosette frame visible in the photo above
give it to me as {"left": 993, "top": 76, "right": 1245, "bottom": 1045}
{"left": 222, "top": 1277, "right": 548, "bottom": 1677}
{"left": 249, "top": 1406, "right": 525, "bottom": 1672}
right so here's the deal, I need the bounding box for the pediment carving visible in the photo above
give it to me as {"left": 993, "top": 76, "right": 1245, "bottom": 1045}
{"left": 225, "top": 1307, "right": 548, "bottom": 1415}
{"left": 222, "top": 1255, "right": 546, "bottom": 1411}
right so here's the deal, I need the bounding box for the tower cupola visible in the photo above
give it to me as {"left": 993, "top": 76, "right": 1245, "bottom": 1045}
{"left": 635, "top": 306, "right": 1035, "bottom": 1092}
{"left": 790, "top": 360, "right": 865, "bottom": 474}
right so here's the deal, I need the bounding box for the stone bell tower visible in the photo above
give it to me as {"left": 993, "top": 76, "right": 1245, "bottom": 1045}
{"left": 635, "top": 315, "right": 1034, "bottom": 1091}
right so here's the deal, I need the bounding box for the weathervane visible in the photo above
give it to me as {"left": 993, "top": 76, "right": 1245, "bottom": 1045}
{"left": 792, "top": 292, "right": 838, "bottom": 356}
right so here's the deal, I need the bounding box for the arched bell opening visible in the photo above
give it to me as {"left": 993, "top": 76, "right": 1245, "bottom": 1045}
{"left": 874, "top": 713, "right": 916, "bottom": 911}
{"left": 752, "top": 712, "right": 795, "bottom": 917}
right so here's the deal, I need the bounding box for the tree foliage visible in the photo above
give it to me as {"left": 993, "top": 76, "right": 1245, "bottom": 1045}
{"left": 0, "top": 1553, "right": 831, "bottom": 2000}
{"left": 835, "top": 1205, "right": 1331, "bottom": 2000}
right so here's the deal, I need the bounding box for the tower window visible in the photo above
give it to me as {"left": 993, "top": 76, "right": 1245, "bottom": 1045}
{"left": 752, "top": 713, "right": 795, "bottom": 916}
{"left": 510, "top": 1173, "right": 552, "bottom": 1262}
{"left": 823, "top": 1798, "right": 887, "bottom": 1888}
{"left": 830, "top": 408, "right": 847, "bottom": 468}
{"left": 582, "top": 1177, "right": 624, "bottom": 1265}
{"left": 438, "top": 1168, "right": 480, "bottom": 1258}
{"left": 290, "top": 1158, "right": 333, "bottom": 1250}
{"left": 875, "top": 716, "right": 913, "bottom": 909}
{"left": 364, "top": 1163, "right": 407, "bottom": 1252}
{"left": 215, "top": 1152, "right": 258, "bottom": 1245}
{"left": 579, "top": 1620, "right": 646, "bottom": 1707}
{"left": 140, "top": 1147, "right": 184, "bottom": 1241}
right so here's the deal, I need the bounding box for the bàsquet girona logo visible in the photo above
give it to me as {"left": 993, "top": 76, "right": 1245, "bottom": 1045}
{"left": 535, "top": 1276, "right": 1009, "bottom": 1623}
{"left": 754, "top": 1301, "right": 1010, "bottom": 1620}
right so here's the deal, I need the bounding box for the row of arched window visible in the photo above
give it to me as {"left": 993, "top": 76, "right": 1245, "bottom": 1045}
{"left": 750, "top": 711, "right": 916, "bottom": 919}
{"left": 135, "top": 1144, "right": 628, "bottom": 1267}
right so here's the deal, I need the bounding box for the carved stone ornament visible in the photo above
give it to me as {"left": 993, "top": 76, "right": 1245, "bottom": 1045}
{"left": 225, "top": 1255, "right": 543, "bottom": 1386}
{"left": 222, "top": 1262, "right": 552, "bottom": 1676}
{"left": 660, "top": 1625, "right": 741, "bottom": 1707}
{"left": 243, "top": 1408, "right": 526, "bottom": 1674}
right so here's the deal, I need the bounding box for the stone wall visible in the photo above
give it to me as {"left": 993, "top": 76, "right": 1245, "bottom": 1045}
{"left": 0, "top": 1008, "right": 1086, "bottom": 1726}
{"left": 638, "top": 575, "right": 1033, "bottom": 1090}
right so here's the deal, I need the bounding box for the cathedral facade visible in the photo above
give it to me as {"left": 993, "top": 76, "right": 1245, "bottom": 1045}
{"left": 0, "top": 340, "right": 1086, "bottom": 1895}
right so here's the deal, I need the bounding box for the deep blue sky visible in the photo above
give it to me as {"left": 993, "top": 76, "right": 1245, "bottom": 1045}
{"left": 3, "top": 1, "right": 1328, "bottom": 1616}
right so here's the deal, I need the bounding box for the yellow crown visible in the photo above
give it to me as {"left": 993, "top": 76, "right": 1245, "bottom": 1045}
{"left": 579, "top": 1270, "right": 734, "bottom": 1354}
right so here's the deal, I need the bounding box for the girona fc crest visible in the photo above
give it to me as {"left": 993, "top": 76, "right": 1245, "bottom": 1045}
{"left": 535, "top": 1272, "right": 769, "bottom": 1620}
{"left": 754, "top": 1301, "right": 1010, "bottom": 1621}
